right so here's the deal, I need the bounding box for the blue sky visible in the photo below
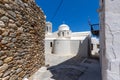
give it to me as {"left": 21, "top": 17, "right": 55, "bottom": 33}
{"left": 35, "top": 0, "right": 99, "bottom": 32}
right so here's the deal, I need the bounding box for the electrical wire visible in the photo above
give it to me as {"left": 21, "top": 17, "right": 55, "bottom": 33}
{"left": 51, "top": 0, "right": 63, "bottom": 21}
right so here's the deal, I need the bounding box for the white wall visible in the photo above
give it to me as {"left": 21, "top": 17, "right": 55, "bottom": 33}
{"left": 54, "top": 39, "right": 71, "bottom": 55}
{"left": 77, "top": 37, "right": 90, "bottom": 58}
{"left": 45, "top": 32, "right": 90, "bottom": 66}
{"left": 45, "top": 39, "right": 73, "bottom": 66}
{"left": 71, "top": 40, "right": 81, "bottom": 55}
{"left": 91, "top": 37, "right": 99, "bottom": 57}
{"left": 45, "top": 39, "right": 54, "bottom": 54}
{"left": 100, "top": 0, "right": 120, "bottom": 80}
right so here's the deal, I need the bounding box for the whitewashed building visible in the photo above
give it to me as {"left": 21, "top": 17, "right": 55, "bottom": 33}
{"left": 91, "top": 37, "right": 100, "bottom": 58}
{"left": 45, "top": 22, "right": 91, "bottom": 66}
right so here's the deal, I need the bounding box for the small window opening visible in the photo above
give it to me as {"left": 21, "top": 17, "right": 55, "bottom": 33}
{"left": 47, "top": 27, "right": 49, "bottom": 31}
{"left": 91, "top": 44, "right": 93, "bottom": 50}
{"left": 62, "top": 32, "right": 64, "bottom": 36}
{"left": 50, "top": 42, "right": 52, "bottom": 47}
{"left": 49, "top": 27, "right": 51, "bottom": 32}
{"left": 97, "top": 44, "right": 100, "bottom": 48}
{"left": 46, "top": 26, "right": 48, "bottom": 32}
{"left": 58, "top": 33, "right": 60, "bottom": 36}
{"left": 67, "top": 32, "right": 69, "bottom": 35}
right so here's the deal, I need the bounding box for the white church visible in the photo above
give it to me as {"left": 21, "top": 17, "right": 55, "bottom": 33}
{"left": 45, "top": 22, "right": 99, "bottom": 66}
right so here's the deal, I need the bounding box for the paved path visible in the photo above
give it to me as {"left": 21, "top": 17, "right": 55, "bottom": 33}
{"left": 78, "top": 59, "right": 101, "bottom": 80}
{"left": 30, "top": 58, "right": 101, "bottom": 80}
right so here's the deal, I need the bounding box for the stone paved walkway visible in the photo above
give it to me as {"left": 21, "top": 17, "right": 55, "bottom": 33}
{"left": 30, "top": 58, "right": 101, "bottom": 80}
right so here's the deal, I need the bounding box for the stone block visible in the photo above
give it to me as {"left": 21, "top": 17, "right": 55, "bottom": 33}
{"left": 0, "top": 21, "right": 5, "bottom": 27}
{"left": 4, "top": 57, "right": 13, "bottom": 63}
{"left": 0, "top": 64, "right": 9, "bottom": 73}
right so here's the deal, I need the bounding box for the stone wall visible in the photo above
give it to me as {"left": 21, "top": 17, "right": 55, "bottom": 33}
{"left": 0, "top": 0, "right": 45, "bottom": 80}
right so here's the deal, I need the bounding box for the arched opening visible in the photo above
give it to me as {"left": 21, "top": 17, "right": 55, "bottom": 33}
{"left": 62, "top": 32, "right": 64, "bottom": 36}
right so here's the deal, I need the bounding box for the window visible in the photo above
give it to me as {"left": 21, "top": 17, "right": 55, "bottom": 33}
{"left": 97, "top": 44, "right": 100, "bottom": 48}
{"left": 91, "top": 44, "right": 93, "bottom": 50}
{"left": 58, "top": 32, "right": 60, "bottom": 36}
{"left": 50, "top": 42, "right": 52, "bottom": 47}
{"left": 67, "top": 32, "right": 69, "bottom": 35}
{"left": 62, "top": 32, "right": 64, "bottom": 36}
{"left": 46, "top": 26, "right": 48, "bottom": 31}
{"left": 49, "top": 27, "right": 52, "bottom": 32}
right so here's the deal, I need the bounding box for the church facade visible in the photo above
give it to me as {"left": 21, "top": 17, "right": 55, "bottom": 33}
{"left": 45, "top": 22, "right": 99, "bottom": 66}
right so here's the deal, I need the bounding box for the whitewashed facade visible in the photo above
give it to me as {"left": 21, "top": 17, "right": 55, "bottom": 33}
{"left": 45, "top": 22, "right": 91, "bottom": 66}
{"left": 91, "top": 37, "right": 100, "bottom": 58}
{"left": 99, "top": 0, "right": 120, "bottom": 80}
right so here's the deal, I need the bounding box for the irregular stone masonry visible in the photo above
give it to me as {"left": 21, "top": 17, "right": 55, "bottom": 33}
{"left": 0, "top": 0, "right": 45, "bottom": 79}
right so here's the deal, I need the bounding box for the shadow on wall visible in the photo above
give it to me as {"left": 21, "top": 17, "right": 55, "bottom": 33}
{"left": 47, "top": 37, "right": 101, "bottom": 80}
{"left": 77, "top": 37, "right": 90, "bottom": 58}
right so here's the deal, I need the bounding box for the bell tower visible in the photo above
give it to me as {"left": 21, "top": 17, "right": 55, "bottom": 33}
{"left": 45, "top": 22, "right": 52, "bottom": 34}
